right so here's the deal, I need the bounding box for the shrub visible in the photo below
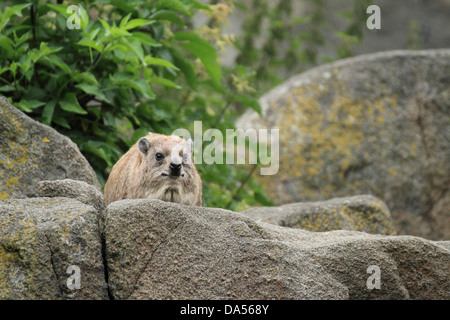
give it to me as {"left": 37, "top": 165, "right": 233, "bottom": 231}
{"left": 235, "top": 0, "right": 373, "bottom": 92}
{"left": 0, "top": 0, "right": 272, "bottom": 210}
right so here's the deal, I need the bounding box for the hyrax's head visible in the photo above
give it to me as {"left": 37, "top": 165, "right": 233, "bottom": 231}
{"left": 137, "top": 133, "right": 195, "bottom": 183}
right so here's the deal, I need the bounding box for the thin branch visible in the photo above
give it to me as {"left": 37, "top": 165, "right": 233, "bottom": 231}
{"left": 30, "top": 4, "right": 37, "bottom": 47}
{"left": 225, "top": 164, "right": 258, "bottom": 209}
{"left": 176, "top": 90, "right": 191, "bottom": 112}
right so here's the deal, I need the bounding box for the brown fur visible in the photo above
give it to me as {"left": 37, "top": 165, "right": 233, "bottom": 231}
{"left": 104, "top": 133, "right": 202, "bottom": 206}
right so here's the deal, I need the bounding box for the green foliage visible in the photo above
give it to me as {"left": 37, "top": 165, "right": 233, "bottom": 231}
{"left": 406, "top": 20, "right": 422, "bottom": 50}
{"left": 0, "top": 0, "right": 271, "bottom": 210}
{"left": 0, "top": 0, "right": 372, "bottom": 210}
{"left": 235, "top": 0, "right": 372, "bottom": 92}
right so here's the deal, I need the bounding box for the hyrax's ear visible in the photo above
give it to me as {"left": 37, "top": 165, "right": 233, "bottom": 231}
{"left": 138, "top": 137, "right": 150, "bottom": 155}
{"left": 187, "top": 138, "right": 194, "bottom": 154}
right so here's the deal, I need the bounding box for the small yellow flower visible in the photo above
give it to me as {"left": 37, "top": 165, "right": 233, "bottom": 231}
{"left": 203, "top": 3, "right": 233, "bottom": 25}
{"left": 231, "top": 74, "right": 256, "bottom": 94}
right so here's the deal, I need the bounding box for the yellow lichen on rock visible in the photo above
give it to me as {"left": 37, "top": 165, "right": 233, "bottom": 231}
{"left": 258, "top": 79, "right": 398, "bottom": 202}
{"left": 0, "top": 210, "right": 38, "bottom": 299}
{"left": 0, "top": 104, "right": 34, "bottom": 198}
{"left": 301, "top": 80, "right": 395, "bottom": 199}
{"left": 0, "top": 190, "right": 9, "bottom": 200}
{"left": 1, "top": 96, "right": 102, "bottom": 199}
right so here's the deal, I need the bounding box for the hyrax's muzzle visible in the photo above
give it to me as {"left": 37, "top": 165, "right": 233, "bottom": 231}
{"left": 169, "top": 162, "right": 182, "bottom": 177}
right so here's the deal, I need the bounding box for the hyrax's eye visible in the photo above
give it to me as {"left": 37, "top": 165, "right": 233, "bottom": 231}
{"left": 155, "top": 153, "right": 164, "bottom": 161}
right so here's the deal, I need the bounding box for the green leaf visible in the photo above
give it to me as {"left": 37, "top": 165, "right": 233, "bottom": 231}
{"left": 41, "top": 99, "right": 57, "bottom": 125}
{"left": 109, "top": 71, "right": 133, "bottom": 83}
{"left": 0, "top": 85, "right": 15, "bottom": 92}
{"left": 175, "top": 32, "right": 221, "bottom": 85}
{"left": 172, "top": 51, "right": 197, "bottom": 89}
{"left": 149, "top": 104, "right": 172, "bottom": 121}
{"left": 4, "top": 3, "right": 31, "bottom": 19}
{"left": 16, "top": 99, "right": 45, "bottom": 112}
{"left": 131, "top": 128, "right": 149, "bottom": 144}
{"left": 125, "top": 79, "right": 155, "bottom": 99}
{"left": 9, "top": 62, "right": 17, "bottom": 76}
{"left": 119, "top": 37, "right": 145, "bottom": 64}
{"left": 75, "top": 83, "right": 111, "bottom": 103}
{"left": 46, "top": 4, "right": 70, "bottom": 17}
{"left": 0, "top": 35, "right": 14, "bottom": 56}
{"left": 335, "top": 31, "right": 359, "bottom": 43}
{"left": 144, "top": 57, "right": 179, "bottom": 70}
{"left": 28, "top": 42, "right": 63, "bottom": 63}
{"left": 119, "top": 13, "right": 132, "bottom": 29}
{"left": 77, "top": 39, "right": 103, "bottom": 52}
{"left": 74, "top": 72, "right": 99, "bottom": 85}
{"left": 111, "top": 73, "right": 154, "bottom": 99}
{"left": 102, "top": 111, "right": 116, "bottom": 127}
{"left": 151, "top": 76, "right": 181, "bottom": 89}
{"left": 99, "top": 18, "right": 111, "bottom": 33}
{"left": 156, "top": 0, "right": 192, "bottom": 16}
{"left": 131, "top": 32, "right": 161, "bottom": 47}
{"left": 150, "top": 10, "right": 185, "bottom": 26}
{"left": 4, "top": 25, "right": 31, "bottom": 37}
{"left": 17, "top": 55, "right": 32, "bottom": 73}
{"left": 124, "top": 19, "right": 153, "bottom": 30}
{"left": 42, "top": 55, "right": 72, "bottom": 74}
{"left": 27, "top": 49, "right": 41, "bottom": 63}
{"left": 13, "top": 31, "right": 29, "bottom": 46}
{"left": 181, "top": 0, "right": 211, "bottom": 10}
{"left": 79, "top": 6, "right": 89, "bottom": 30}
{"left": 80, "top": 141, "right": 113, "bottom": 167}
{"left": 110, "top": 0, "right": 135, "bottom": 12}
{"left": 0, "top": 66, "right": 8, "bottom": 76}
{"left": 0, "top": 3, "right": 32, "bottom": 32}
{"left": 151, "top": 23, "right": 165, "bottom": 42}
{"left": 52, "top": 115, "right": 71, "bottom": 129}
{"left": 59, "top": 93, "right": 87, "bottom": 114}
{"left": 110, "top": 24, "right": 132, "bottom": 37}
{"left": 88, "top": 27, "right": 101, "bottom": 41}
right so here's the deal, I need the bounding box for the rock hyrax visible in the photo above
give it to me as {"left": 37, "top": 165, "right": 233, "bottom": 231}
{"left": 104, "top": 133, "right": 202, "bottom": 206}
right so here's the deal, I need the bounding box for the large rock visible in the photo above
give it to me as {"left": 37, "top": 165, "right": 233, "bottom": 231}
{"left": 0, "top": 197, "right": 108, "bottom": 299}
{"left": 0, "top": 97, "right": 101, "bottom": 200}
{"left": 38, "top": 179, "right": 106, "bottom": 233}
{"left": 105, "top": 199, "right": 449, "bottom": 300}
{"left": 241, "top": 195, "right": 396, "bottom": 235}
{"left": 236, "top": 50, "right": 450, "bottom": 240}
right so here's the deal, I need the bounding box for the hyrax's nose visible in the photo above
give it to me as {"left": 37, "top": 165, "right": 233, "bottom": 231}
{"left": 170, "top": 162, "right": 181, "bottom": 171}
